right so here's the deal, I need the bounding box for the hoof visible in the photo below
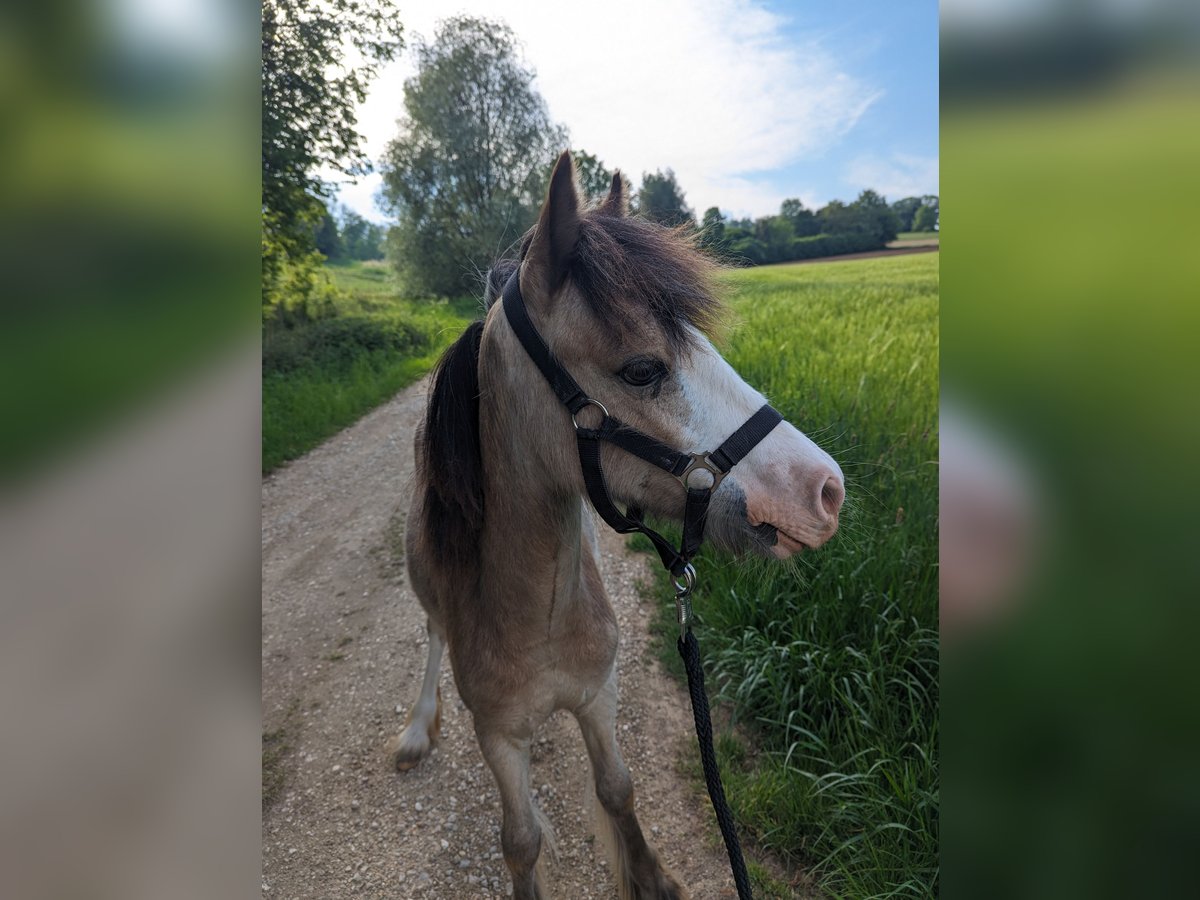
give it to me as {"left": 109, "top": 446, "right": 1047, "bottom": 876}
{"left": 619, "top": 862, "right": 688, "bottom": 900}
{"left": 629, "top": 863, "right": 688, "bottom": 900}
{"left": 385, "top": 688, "right": 441, "bottom": 772}
{"left": 651, "top": 870, "right": 688, "bottom": 900}
{"left": 385, "top": 732, "right": 428, "bottom": 771}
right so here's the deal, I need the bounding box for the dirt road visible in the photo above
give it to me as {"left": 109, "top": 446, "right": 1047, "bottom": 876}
{"left": 262, "top": 377, "right": 752, "bottom": 898}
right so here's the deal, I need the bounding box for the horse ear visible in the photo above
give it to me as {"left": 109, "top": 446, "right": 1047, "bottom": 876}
{"left": 596, "top": 171, "right": 628, "bottom": 217}
{"left": 524, "top": 151, "right": 581, "bottom": 299}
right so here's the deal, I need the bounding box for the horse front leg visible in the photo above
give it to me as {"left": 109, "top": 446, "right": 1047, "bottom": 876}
{"left": 476, "top": 727, "right": 550, "bottom": 900}
{"left": 575, "top": 672, "right": 687, "bottom": 900}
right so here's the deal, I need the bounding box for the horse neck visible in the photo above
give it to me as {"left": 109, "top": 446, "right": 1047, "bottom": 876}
{"left": 476, "top": 326, "right": 588, "bottom": 618}
{"left": 479, "top": 457, "right": 585, "bottom": 609}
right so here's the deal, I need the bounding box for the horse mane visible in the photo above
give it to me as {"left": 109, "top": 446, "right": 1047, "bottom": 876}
{"left": 571, "top": 213, "right": 724, "bottom": 350}
{"left": 420, "top": 320, "right": 485, "bottom": 568}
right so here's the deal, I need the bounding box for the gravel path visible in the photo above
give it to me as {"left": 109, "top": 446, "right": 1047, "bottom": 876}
{"left": 261, "top": 377, "right": 750, "bottom": 898}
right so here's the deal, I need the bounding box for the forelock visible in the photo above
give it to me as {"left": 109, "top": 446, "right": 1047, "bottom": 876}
{"left": 569, "top": 214, "right": 723, "bottom": 351}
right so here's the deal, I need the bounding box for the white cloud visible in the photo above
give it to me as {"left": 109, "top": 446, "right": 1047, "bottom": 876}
{"left": 844, "top": 153, "right": 939, "bottom": 201}
{"left": 333, "top": 0, "right": 879, "bottom": 221}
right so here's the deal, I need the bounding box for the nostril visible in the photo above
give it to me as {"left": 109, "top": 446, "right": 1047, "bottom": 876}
{"left": 821, "top": 476, "right": 845, "bottom": 517}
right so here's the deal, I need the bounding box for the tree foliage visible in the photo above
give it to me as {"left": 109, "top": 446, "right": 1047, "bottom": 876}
{"left": 891, "top": 196, "right": 923, "bottom": 232}
{"left": 893, "top": 195, "right": 939, "bottom": 232}
{"left": 314, "top": 207, "right": 342, "bottom": 258}
{"left": 780, "top": 198, "right": 820, "bottom": 237}
{"left": 755, "top": 215, "right": 797, "bottom": 261}
{"left": 699, "top": 206, "right": 726, "bottom": 252}
{"left": 850, "top": 189, "right": 901, "bottom": 244}
{"left": 636, "top": 169, "right": 695, "bottom": 227}
{"left": 380, "top": 16, "right": 567, "bottom": 296}
{"left": 816, "top": 200, "right": 854, "bottom": 236}
{"left": 339, "top": 210, "right": 387, "bottom": 260}
{"left": 573, "top": 150, "right": 614, "bottom": 205}
{"left": 261, "top": 0, "right": 403, "bottom": 309}
{"left": 312, "top": 206, "right": 387, "bottom": 261}
{"left": 262, "top": 0, "right": 403, "bottom": 237}
{"left": 913, "top": 203, "right": 938, "bottom": 231}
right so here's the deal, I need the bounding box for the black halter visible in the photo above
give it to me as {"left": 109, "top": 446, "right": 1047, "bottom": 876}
{"left": 501, "top": 271, "right": 782, "bottom": 582}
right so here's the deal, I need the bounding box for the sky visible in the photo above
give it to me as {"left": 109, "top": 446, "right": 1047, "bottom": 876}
{"left": 330, "top": 0, "right": 939, "bottom": 223}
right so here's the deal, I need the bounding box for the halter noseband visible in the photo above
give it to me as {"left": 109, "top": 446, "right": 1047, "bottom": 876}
{"left": 500, "top": 270, "right": 782, "bottom": 588}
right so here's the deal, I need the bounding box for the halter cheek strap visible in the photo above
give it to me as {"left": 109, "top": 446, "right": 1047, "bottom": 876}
{"left": 500, "top": 271, "right": 782, "bottom": 580}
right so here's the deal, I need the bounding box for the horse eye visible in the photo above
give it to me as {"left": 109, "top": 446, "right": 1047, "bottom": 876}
{"left": 619, "top": 359, "right": 665, "bottom": 387}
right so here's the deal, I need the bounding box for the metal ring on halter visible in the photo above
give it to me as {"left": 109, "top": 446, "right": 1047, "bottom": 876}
{"left": 678, "top": 453, "right": 727, "bottom": 492}
{"left": 673, "top": 563, "right": 697, "bottom": 596}
{"left": 571, "top": 398, "right": 610, "bottom": 431}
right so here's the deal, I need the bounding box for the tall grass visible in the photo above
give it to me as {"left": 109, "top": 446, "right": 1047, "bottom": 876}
{"left": 261, "top": 261, "right": 476, "bottom": 472}
{"left": 641, "top": 255, "right": 938, "bottom": 897}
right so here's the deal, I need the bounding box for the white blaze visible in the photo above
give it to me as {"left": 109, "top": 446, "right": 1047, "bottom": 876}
{"left": 677, "top": 333, "right": 843, "bottom": 552}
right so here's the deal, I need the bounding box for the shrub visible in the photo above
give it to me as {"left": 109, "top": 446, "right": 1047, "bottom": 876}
{"left": 263, "top": 313, "right": 434, "bottom": 376}
{"left": 788, "top": 232, "right": 883, "bottom": 260}
{"left": 727, "top": 236, "right": 768, "bottom": 266}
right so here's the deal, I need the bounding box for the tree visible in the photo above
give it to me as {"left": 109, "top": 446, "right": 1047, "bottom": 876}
{"left": 850, "top": 189, "right": 901, "bottom": 244}
{"left": 780, "top": 198, "right": 819, "bottom": 237}
{"left": 380, "top": 16, "right": 567, "bottom": 296}
{"left": 364, "top": 223, "right": 387, "bottom": 259}
{"left": 754, "top": 215, "right": 796, "bottom": 263}
{"left": 337, "top": 209, "right": 386, "bottom": 260}
{"left": 339, "top": 209, "right": 367, "bottom": 259}
{"left": 891, "top": 196, "right": 924, "bottom": 232}
{"left": 573, "top": 150, "right": 614, "bottom": 204}
{"left": 636, "top": 169, "right": 695, "bottom": 228}
{"left": 698, "top": 206, "right": 726, "bottom": 254}
{"left": 314, "top": 207, "right": 342, "bottom": 258}
{"left": 261, "top": 0, "right": 403, "bottom": 284}
{"left": 913, "top": 203, "right": 938, "bottom": 232}
{"left": 816, "top": 199, "right": 856, "bottom": 235}
{"left": 814, "top": 192, "right": 898, "bottom": 245}
{"left": 729, "top": 235, "right": 767, "bottom": 265}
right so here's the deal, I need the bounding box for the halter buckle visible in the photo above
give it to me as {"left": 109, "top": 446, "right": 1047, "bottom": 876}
{"left": 678, "top": 453, "right": 727, "bottom": 492}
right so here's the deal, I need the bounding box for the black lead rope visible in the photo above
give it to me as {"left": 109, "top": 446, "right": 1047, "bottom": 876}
{"left": 502, "top": 272, "right": 776, "bottom": 900}
{"left": 680, "top": 629, "right": 754, "bottom": 899}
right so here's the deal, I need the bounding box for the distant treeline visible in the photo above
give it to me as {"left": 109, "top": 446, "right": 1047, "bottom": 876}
{"left": 313, "top": 206, "right": 387, "bottom": 262}
{"left": 698, "top": 192, "right": 939, "bottom": 267}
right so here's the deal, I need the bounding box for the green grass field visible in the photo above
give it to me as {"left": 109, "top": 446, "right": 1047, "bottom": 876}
{"left": 893, "top": 231, "right": 939, "bottom": 242}
{"left": 639, "top": 253, "right": 938, "bottom": 898}
{"left": 261, "top": 261, "right": 476, "bottom": 472}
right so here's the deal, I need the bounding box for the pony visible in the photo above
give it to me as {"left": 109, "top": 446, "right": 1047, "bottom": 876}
{"left": 388, "top": 152, "right": 844, "bottom": 899}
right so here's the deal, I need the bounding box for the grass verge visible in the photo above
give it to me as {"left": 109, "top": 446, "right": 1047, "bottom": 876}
{"left": 636, "top": 254, "right": 938, "bottom": 898}
{"left": 261, "top": 261, "right": 476, "bottom": 473}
